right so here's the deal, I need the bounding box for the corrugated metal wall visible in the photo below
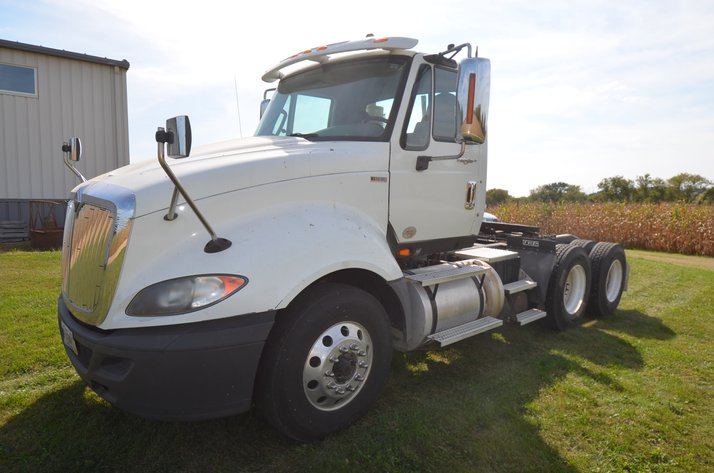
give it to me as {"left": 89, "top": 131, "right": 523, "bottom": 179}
{"left": 0, "top": 47, "right": 129, "bottom": 200}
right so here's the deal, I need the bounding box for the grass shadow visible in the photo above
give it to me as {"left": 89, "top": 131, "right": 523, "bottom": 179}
{"left": 1, "top": 379, "right": 293, "bottom": 473}
{"left": 592, "top": 309, "right": 677, "bottom": 341}
{"left": 1, "top": 310, "right": 674, "bottom": 473}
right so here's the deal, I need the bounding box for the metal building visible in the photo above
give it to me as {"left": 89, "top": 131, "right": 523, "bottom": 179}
{"left": 0, "top": 39, "right": 130, "bottom": 244}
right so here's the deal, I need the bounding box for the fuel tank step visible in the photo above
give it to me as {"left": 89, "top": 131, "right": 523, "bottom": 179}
{"left": 503, "top": 279, "right": 537, "bottom": 295}
{"left": 427, "top": 316, "right": 503, "bottom": 347}
{"left": 515, "top": 308, "right": 547, "bottom": 326}
{"left": 405, "top": 265, "right": 489, "bottom": 287}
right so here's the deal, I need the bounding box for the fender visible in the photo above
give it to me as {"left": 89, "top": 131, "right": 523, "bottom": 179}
{"left": 101, "top": 173, "right": 402, "bottom": 330}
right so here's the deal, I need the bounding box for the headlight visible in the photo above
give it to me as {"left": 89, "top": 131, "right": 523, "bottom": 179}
{"left": 126, "top": 275, "right": 247, "bottom": 316}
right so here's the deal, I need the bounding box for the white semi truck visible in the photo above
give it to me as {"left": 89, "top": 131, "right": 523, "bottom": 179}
{"left": 58, "top": 36, "right": 628, "bottom": 441}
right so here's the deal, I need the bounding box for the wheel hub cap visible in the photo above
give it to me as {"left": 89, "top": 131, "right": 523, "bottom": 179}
{"left": 605, "top": 260, "right": 624, "bottom": 302}
{"left": 563, "top": 264, "right": 587, "bottom": 316}
{"left": 302, "top": 322, "right": 373, "bottom": 411}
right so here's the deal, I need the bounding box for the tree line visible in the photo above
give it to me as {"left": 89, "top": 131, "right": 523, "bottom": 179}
{"left": 487, "top": 173, "right": 714, "bottom": 206}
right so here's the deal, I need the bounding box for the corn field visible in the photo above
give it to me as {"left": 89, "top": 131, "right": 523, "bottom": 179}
{"left": 490, "top": 202, "right": 714, "bottom": 256}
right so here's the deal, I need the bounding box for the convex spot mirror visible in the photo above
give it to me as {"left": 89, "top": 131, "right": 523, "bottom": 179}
{"left": 259, "top": 99, "right": 270, "bottom": 118}
{"left": 260, "top": 88, "right": 275, "bottom": 119}
{"left": 166, "top": 115, "right": 192, "bottom": 158}
{"left": 456, "top": 58, "right": 491, "bottom": 144}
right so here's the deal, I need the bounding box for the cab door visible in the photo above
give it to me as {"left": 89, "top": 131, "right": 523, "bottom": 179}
{"left": 388, "top": 62, "right": 481, "bottom": 250}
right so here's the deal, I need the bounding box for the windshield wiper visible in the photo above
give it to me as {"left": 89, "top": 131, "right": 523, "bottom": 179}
{"left": 288, "top": 133, "right": 320, "bottom": 139}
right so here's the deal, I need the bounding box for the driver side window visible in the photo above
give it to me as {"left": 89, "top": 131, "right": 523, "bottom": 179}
{"left": 433, "top": 67, "right": 458, "bottom": 142}
{"left": 400, "top": 65, "right": 459, "bottom": 149}
{"left": 401, "top": 65, "right": 432, "bottom": 150}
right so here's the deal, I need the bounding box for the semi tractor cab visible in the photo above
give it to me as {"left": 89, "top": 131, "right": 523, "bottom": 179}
{"left": 58, "top": 36, "right": 628, "bottom": 441}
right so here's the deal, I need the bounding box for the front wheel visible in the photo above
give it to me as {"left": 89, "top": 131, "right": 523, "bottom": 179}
{"left": 255, "top": 283, "right": 392, "bottom": 441}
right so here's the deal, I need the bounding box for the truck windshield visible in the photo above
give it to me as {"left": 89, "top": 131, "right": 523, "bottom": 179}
{"left": 256, "top": 56, "right": 411, "bottom": 141}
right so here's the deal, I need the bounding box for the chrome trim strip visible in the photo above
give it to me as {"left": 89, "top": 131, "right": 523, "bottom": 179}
{"left": 61, "top": 181, "right": 135, "bottom": 326}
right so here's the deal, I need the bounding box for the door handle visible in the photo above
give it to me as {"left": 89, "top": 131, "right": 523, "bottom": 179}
{"left": 465, "top": 181, "right": 477, "bottom": 209}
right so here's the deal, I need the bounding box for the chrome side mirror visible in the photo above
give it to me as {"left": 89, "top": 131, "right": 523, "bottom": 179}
{"left": 67, "top": 137, "right": 82, "bottom": 161}
{"left": 166, "top": 115, "right": 192, "bottom": 158}
{"left": 155, "top": 115, "right": 232, "bottom": 253}
{"left": 456, "top": 58, "right": 490, "bottom": 144}
{"left": 62, "top": 137, "right": 87, "bottom": 182}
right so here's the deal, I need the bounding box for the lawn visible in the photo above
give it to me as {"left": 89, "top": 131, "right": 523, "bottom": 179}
{"left": 0, "top": 249, "right": 712, "bottom": 472}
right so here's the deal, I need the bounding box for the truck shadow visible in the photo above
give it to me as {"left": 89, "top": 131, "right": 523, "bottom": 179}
{"left": 0, "top": 310, "right": 673, "bottom": 473}
{"left": 381, "top": 308, "right": 675, "bottom": 471}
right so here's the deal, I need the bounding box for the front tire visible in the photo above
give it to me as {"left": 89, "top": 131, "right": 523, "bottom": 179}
{"left": 255, "top": 283, "right": 392, "bottom": 441}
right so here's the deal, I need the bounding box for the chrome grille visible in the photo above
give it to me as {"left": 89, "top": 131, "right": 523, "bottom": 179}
{"left": 64, "top": 204, "right": 115, "bottom": 312}
{"left": 61, "top": 182, "right": 135, "bottom": 326}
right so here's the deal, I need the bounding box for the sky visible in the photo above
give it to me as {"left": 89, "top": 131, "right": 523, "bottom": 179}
{"left": 2, "top": 0, "right": 713, "bottom": 197}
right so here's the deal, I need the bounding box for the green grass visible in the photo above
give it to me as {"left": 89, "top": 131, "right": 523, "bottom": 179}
{"left": 0, "top": 249, "right": 713, "bottom": 472}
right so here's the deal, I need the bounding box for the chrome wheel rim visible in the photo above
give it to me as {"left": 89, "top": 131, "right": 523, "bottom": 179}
{"left": 563, "top": 264, "right": 587, "bottom": 316}
{"left": 605, "top": 260, "right": 624, "bottom": 302}
{"left": 302, "top": 321, "right": 373, "bottom": 411}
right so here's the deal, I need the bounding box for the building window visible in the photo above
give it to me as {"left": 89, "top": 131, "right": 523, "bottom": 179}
{"left": 0, "top": 63, "right": 37, "bottom": 96}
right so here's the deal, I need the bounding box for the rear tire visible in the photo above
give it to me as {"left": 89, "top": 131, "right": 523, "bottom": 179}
{"left": 569, "top": 238, "right": 596, "bottom": 253}
{"left": 586, "top": 242, "right": 626, "bottom": 317}
{"left": 546, "top": 244, "right": 591, "bottom": 330}
{"left": 255, "top": 283, "right": 392, "bottom": 441}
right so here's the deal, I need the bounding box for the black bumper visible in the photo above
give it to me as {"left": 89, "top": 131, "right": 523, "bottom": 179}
{"left": 58, "top": 296, "right": 275, "bottom": 421}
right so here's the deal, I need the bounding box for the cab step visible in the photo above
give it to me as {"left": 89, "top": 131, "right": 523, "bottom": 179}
{"left": 427, "top": 316, "right": 503, "bottom": 347}
{"left": 405, "top": 265, "right": 489, "bottom": 287}
{"left": 515, "top": 308, "right": 547, "bottom": 326}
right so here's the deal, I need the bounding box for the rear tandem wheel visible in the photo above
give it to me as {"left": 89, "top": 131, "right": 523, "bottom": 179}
{"left": 545, "top": 244, "right": 592, "bottom": 330}
{"left": 586, "top": 242, "right": 627, "bottom": 317}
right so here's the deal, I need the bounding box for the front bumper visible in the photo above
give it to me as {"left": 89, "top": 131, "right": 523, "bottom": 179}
{"left": 58, "top": 296, "right": 275, "bottom": 420}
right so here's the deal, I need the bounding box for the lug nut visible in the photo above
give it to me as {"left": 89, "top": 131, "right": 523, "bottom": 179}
{"left": 350, "top": 343, "right": 360, "bottom": 351}
{"left": 358, "top": 351, "right": 367, "bottom": 357}
{"left": 339, "top": 346, "right": 349, "bottom": 353}
{"left": 324, "top": 370, "right": 334, "bottom": 377}
{"left": 355, "top": 374, "right": 364, "bottom": 382}
{"left": 327, "top": 382, "right": 337, "bottom": 390}
{"left": 359, "top": 361, "right": 369, "bottom": 368}
{"left": 336, "top": 387, "right": 346, "bottom": 395}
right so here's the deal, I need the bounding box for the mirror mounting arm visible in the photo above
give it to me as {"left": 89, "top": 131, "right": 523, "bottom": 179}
{"left": 156, "top": 126, "right": 232, "bottom": 254}
{"left": 415, "top": 142, "right": 467, "bottom": 171}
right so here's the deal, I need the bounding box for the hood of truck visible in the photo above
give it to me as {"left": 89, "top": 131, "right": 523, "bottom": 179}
{"left": 82, "top": 136, "right": 389, "bottom": 217}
